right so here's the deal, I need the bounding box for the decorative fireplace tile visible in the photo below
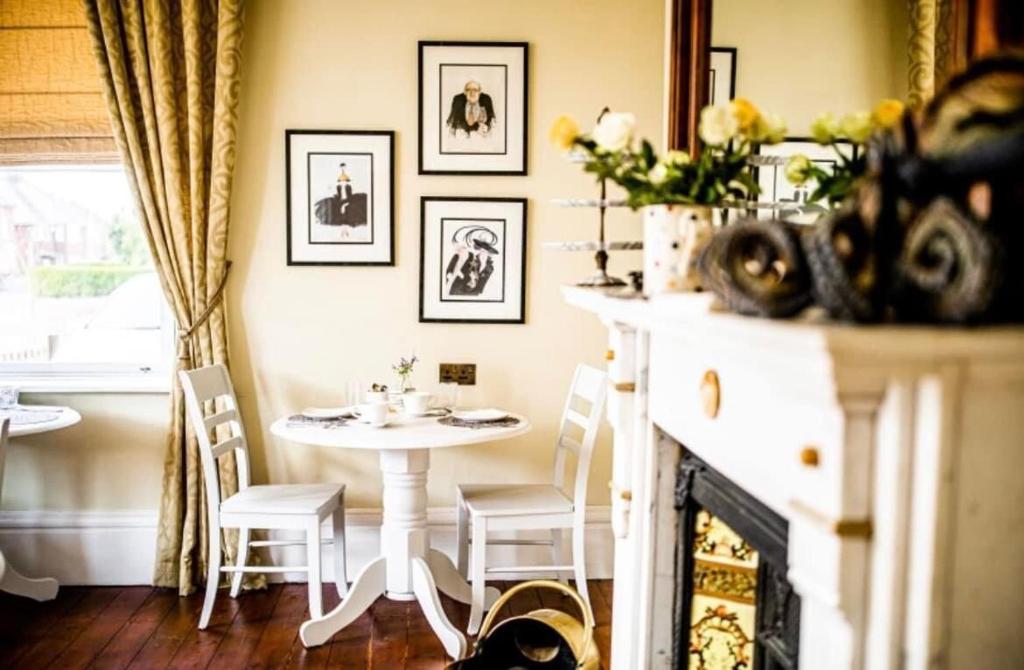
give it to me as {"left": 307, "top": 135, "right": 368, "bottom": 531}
{"left": 690, "top": 595, "right": 755, "bottom": 669}
{"left": 694, "top": 509, "right": 758, "bottom": 566}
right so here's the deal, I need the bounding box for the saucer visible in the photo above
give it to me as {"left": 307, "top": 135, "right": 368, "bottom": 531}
{"left": 357, "top": 418, "right": 391, "bottom": 428}
{"left": 451, "top": 408, "right": 508, "bottom": 422}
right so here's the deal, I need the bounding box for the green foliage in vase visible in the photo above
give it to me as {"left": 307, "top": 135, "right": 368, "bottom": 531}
{"left": 785, "top": 99, "right": 906, "bottom": 207}
{"left": 551, "top": 99, "right": 786, "bottom": 210}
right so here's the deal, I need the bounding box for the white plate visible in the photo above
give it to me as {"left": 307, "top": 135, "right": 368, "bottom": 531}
{"left": 356, "top": 418, "right": 391, "bottom": 428}
{"left": 451, "top": 408, "right": 509, "bottom": 422}
{"left": 301, "top": 407, "right": 352, "bottom": 419}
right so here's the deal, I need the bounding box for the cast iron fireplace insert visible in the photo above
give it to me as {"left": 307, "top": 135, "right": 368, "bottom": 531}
{"left": 670, "top": 436, "right": 801, "bottom": 669}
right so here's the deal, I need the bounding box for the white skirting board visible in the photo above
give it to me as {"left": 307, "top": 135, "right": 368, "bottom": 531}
{"left": 0, "top": 507, "right": 613, "bottom": 586}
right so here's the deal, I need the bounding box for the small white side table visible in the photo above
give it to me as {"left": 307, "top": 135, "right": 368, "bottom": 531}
{"left": 271, "top": 412, "right": 531, "bottom": 659}
{"left": 1, "top": 406, "right": 81, "bottom": 601}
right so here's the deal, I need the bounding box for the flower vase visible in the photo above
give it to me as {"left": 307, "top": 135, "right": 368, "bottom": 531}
{"left": 641, "top": 204, "right": 713, "bottom": 296}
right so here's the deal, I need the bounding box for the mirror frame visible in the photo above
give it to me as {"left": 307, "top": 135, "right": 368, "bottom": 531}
{"left": 667, "top": 0, "right": 712, "bottom": 154}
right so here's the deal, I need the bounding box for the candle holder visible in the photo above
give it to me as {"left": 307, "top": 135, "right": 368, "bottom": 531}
{"left": 547, "top": 175, "right": 642, "bottom": 287}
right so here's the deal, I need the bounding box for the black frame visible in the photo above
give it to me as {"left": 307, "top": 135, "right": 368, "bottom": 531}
{"left": 709, "top": 46, "right": 737, "bottom": 104}
{"left": 670, "top": 437, "right": 800, "bottom": 670}
{"left": 418, "top": 41, "right": 529, "bottom": 176}
{"left": 418, "top": 196, "right": 528, "bottom": 324}
{"left": 285, "top": 129, "right": 395, "bottom": 266}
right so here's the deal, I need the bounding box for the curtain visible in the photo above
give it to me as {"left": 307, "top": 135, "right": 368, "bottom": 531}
{"left": 82, "top": 0, "right": 254, "bottom": 594}
{"left": 908, "top": 0, "right": 969, "bottom": 107}
{"left": 0, "top": 0, "right": 117, "bottom": 163}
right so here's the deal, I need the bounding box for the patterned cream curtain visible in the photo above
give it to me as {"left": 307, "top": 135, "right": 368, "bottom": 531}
{"left": 908, "top": 0, "right": 969, "bottom": 107}
{"left": 82, "top": 0, "right": 255, "bottom": 593}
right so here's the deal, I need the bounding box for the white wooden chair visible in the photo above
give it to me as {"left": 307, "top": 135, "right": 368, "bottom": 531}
{"left": 179, "top": 364, "right": 348, "bottom": 629}
{"left": 456, "top": 364, "right": 607, "bottom": 634}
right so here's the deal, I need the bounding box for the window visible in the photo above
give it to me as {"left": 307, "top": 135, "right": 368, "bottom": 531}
{"left": 0, "top": 166, "right": 172, "bottom": 389}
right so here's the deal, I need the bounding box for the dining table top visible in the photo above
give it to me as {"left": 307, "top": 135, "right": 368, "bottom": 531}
{"left": 269, "top": 411, "right": 531, "bottom": 450}
{"left": 2, "top": 406, "right": 82, "bottom": 438}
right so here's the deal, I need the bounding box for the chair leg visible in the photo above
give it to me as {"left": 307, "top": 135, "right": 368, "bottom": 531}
{"left": 307, "top": 520, "right": 323, "bottom": 619}
{"left": 456, "top": 493, "right": 469, "bottom": 578}
{"left": 230, "top": 527, "right": 250, "bottom": 598}
{"left": 332, "top": 503, "right": 348, "bottom": 598}
{"left": 571, "top": 523, "right": 591, "bottom": 619}
{"left": 467, "top": 516, "right": 487, "bottom": 635}
{"left": 199, "top": 525, "right": 222, "bottom": 630}
{"left": 550, "top": 528, "right": 569, "bottom": 585}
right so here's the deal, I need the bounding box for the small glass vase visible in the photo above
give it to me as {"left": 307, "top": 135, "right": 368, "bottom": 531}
{"left": 641, "top": 203, "right": 713, "bottom": 296}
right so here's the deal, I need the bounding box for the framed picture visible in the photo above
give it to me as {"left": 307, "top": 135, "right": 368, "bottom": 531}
{"left": 709, "top": 47, "right": 737, "bottom": 105}
{"left": 419, "top": 197, "right": 527, "bottom": 324}
{"left": 418, "top": 41, "right": 528, "bottom": 175}
{"left": 755, "top": 137, "right": 857, "bottom": 223}
{"left": 286, "top": 129, "right": 394, "bottom": 265}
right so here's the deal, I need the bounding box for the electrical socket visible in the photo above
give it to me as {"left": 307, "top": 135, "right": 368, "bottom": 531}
{"left": 439, "top": 363, "right": 476, "bottom": 385}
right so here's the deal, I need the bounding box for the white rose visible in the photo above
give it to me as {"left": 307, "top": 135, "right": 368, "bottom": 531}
{"left": 699, "top": 105, "right": 739, "bottom": 146}
{"left": 648, "top": 163, "right": 668, "bottom": 184}
{"left": 592, "top": 112, "right": 636, "bottom": 152}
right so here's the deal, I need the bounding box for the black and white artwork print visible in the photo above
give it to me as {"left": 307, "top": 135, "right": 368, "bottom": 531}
{"left": 308, "top": 152, "right": 373, "bottom": 242}
{"left": 286, "top": 130, "right": 394, "bottom": 265}
{"left": 419, "top": 42, "right": 527, "bottom": 175}
{"left": 441, "top": 65, "right": 506, "bottom": 155}
{"left": 441, "top": 219, "right": 506, "bottom": 302}
{"left": 420, "top": 197, "right": 526, "bottom": 323}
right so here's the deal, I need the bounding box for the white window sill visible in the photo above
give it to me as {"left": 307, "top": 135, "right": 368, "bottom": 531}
{"left": 0, "top": 374, "right": 171, "bottom": 394}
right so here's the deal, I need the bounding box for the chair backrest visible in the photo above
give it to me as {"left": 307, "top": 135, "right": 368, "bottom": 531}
{"left": 552, "top": 364, "right": 607, "bottom": 517}
{"left": 179, "top": 364, "right": 251, "bottom": 518}
{"left": 0, "top": 418, "right": 9, "bottom": 495}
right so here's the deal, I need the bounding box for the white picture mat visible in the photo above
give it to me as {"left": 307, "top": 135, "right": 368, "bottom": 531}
{"left": 709, "top": 49, "right": 735, "bottom": 105}
{"left": 288, "top": 133, "right": 391, "bottom": 263}
{"left": 421, "top": 45, "right": 526, "bottom": 173}
{"left": 421, "top": 199, "right": 525, "bottom": 321}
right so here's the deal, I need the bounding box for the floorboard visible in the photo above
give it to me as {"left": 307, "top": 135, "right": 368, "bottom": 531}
{"left": 0, "top": 579, "right": 612, "bottom": 669}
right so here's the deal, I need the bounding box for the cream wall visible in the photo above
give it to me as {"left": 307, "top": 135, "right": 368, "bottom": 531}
{"left": 712, "top": 0, "right": 908, "bottom": 134}
{"left": 2, "top": 393, "right": 166, "bottom": 510}
{"left": 227, "top": 0, "right": 665, "bottom": 508}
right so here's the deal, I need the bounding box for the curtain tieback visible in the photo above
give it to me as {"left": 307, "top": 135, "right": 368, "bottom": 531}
{"left": 177, "top": 261, "right": 233, "bottom": 362}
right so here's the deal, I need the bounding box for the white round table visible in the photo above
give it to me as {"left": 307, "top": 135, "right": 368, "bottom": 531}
{"left": 0, "top": 406, "right": 81, "bottom": 601}
{"left": 270, "top": 412, "right": 531, "bottom": 659}
{"left": 8, "top": 407, "right": 82, "bottom": 437}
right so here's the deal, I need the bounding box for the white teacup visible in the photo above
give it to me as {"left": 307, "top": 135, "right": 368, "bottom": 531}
{"left": 403, "top": 391, "right": 433, "bottom": 416}
{"left": 364, "top": 390, "right": 388, "bottom": 404}
{"left": 356, "top": 401, "right": 389, "bottom": 426}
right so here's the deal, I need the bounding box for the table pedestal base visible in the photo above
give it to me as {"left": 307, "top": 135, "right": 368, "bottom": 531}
{"left": 299, "top": 448, "right": 499, "bottom": 659}
{"left": 0, "top": 551, "right": 58, "bottom": 601}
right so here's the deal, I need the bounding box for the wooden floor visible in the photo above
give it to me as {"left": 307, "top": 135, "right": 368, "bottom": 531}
{"left": 0, "top": 580, "right": 612, "bottom": 669}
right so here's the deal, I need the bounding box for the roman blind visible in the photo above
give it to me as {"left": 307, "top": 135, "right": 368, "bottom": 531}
{"left": 0, "top": 0, "right": 117, "bottom": 163}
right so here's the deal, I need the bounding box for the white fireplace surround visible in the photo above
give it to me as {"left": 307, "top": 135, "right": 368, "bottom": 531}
{"left": 564, "top": 286, "right": 1024, "bottom": 670}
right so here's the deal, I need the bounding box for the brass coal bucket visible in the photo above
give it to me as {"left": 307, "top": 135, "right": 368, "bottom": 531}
{"left": 447, "top": 580, "right": 599, "bottom": 670}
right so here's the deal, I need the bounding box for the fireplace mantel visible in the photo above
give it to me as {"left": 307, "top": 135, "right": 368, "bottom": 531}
{"left": 563, "top": 286, "right": 1024, "bottom": 669}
